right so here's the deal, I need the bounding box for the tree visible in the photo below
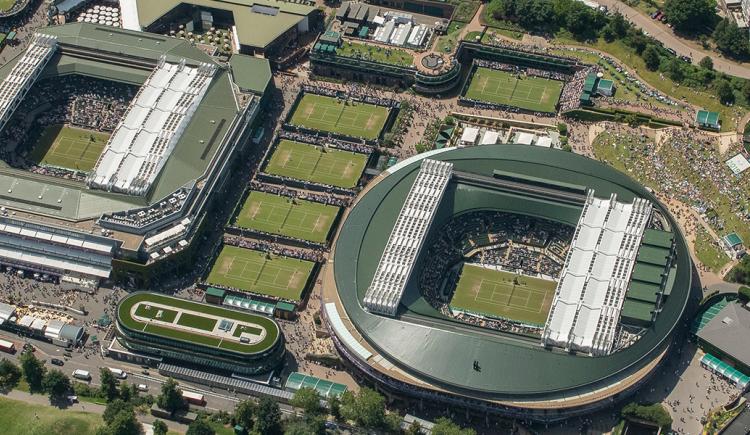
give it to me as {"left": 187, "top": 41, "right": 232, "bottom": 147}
{"left": 715, "top": 79, "right": 735, "bottom": 104}
{"left": 713, "top": 18, "right": 749, "bottom": 58}
{"left": 642, "top": 45, "right": 661, "bottom": 71}
{"left": 234, "top": 399, "right": 255, "bottom": 430}
{"left": 328, "top": 395, "right": 341, "bottom": 420}
{"left": 106, "top": 409, "right": 140, "bottom": 435}
{"left": 739, "top": 286, "right": 750, "bottom": 301}
{"left": 152, "top": 420, "right": 169, "bottom": 435}
{"left": 291, "top": 387, "right": 322, "bottom": 416}
{"left": 667, "top": 58, "right": 685, "bottom": 82}
{"left": 20, "top": 350, "right": 45, "bottom": 392}
{"left": 610, "top": 12, "right": 628, "bottom": 37}
{"left": 42, "top": 369, "right": 71, "bottom": 399}
{"left": 100, "top": 368, "right": 119, "bottom": 402}
{"left": 340, "top": 388, "right": 385, "bottom": 428}
{"left": 664, "top": 0, "right": 715, "bottom": 33}
{"left": 186, "top": 419, "right": 215, "bottom": 435}
{"left": 699, "top": 56, "right": 714, "bottom": 70}
{"left": 405, "top": 421, "right": 423, "bottom": 435}
{"left": 284, "top": 416, "right": 326, "bottom": 435}
{"left": 621, "top": 403, "right": 673, "bottom": 429}
{"left": 432, "top": 417, "right": 478, "bottom": 435}
{"left": 0, "top": 358, "right": 21, "bottom": 390}
{"left": 384, "top": 413, "right": 403, "bottom": 433}
{"left": 254, "top": 397, "right": 282, "bottom": 435}
{"left": 157, "top": 378, "right": 185, "bottom": 414}
{"left": 103, "top": 399, "right": 134, "bottom": 425}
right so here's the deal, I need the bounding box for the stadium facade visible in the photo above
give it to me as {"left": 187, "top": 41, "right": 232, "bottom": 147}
{"left": 114, "top": 292, "right": 285, "bottom": 375}
{"left": 325, "top": 145, "right": 692, "bottom": 422}
{"left": 0, "top": 23, "right": 270, "bottom": 286}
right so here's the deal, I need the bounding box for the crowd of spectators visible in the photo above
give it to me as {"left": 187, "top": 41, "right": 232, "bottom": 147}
{"left": 302, "top": 84, "right": 399, "bottom": 109}
{"left": 418, "top": 211, "right": 573, "bottom": 334}
{"left": 224, "top": 235, "right": 326, "bottom": 263}
{"left": 559, "top": 67, "right": 593, "bottom": 112}
{"left": 0, "top": 75, "right": 135, "bottom": 177}
{"left": 248, "top": 180, "right": 352, "bottom": 207}
{"left": 278, "top": 129, "right": 373, "bottom": 154}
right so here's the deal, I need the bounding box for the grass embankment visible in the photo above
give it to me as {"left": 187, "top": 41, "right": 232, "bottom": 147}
{"left": 0, "top": 396, "right": 103, "bottom": 435}
{"left": 552, "top": 34, "right": 744, "bottom": 132}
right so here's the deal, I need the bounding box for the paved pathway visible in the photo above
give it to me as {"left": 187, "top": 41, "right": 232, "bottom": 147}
{"left": 596, "top": 0, "right": 750, "bottom": 79}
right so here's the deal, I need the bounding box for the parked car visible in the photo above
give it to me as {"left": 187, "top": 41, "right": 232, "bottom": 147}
{"left": 141, "top": 370, "right": 149, "bottom": 376}
{"left": 50, "top": 358, "right": 64, "bottom": 366}
{"left": 136, "top": 384, "right": 149, "bottom": 392}
{"left": 667, "top": 48, "right": 677, "bottom": 56}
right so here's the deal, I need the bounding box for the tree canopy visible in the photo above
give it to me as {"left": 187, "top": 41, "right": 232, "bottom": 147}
{"left": 664, "top": 0, "right": 715, "bottom": 33}
{"left": 20, "top": 351, "right": 45, "bottom": 392}
{"left": 42, "top": 369, "right": 71, "bottom": 399}
{"left": 0, "top": 358, "right": 21, "bottom": 390}
{"left": 157, "top": 378, "right": 185, "bottom": 414}
{"left": 254, "top": 397, "right": 282, "bottom": 435}
{"left": 290, "top": 387, "right": 322, "bottom": 416}
{"left": 100, "top": 368, "right": 119, "bottom": 402}
{"left": 340, "top": 387, "right": 386, "bottom": 428}
{"left": 186, "top": 419, "right": 215, "bottom": 435}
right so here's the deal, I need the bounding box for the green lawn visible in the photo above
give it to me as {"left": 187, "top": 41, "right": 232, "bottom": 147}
{"left": 207, "top": 245, "right": 314, "bottom": 301}
{"left": 435, "top": 21, "right": 466, "bottom": 54}
{"left": 464, "top": 67, "right": 563, "bottom": 113}
{"left": 118, "top": 292, "right": 280, "bottom": 354}
{"left": 176, "top": 312, "right": 217, "bottom": 332}
{"left": 695, "top": 228, "right": 730, "bottom": 273}
{"left": 551, "top": 35, "right": 744, "bottom": 132}
{"left": 265, "top": 140, "right": 368, "bottom": 188}
{"left": 450, "top": 264, "right": 556, "bottom": 326}
{"left": 235, "top": 191, "right": 339, "bottom": 243}
{"left": 289, "top": 94, "right": 389, "bottom": 140}
{"left": 336, "top": 40, "right": 414, "bottom": 67}
{"left": 233, "top": 324, "right": 263, "bottom": 337}
{"left": 0, "top": 396, "right": 103, "bottom": 435}
{"left": 0, "top": 0, "right": 16, "bottom": 12}
{"left": 133, "top": 304, "right": 178, "bottom": 323}
{"left": 28, "top": 124, "right": 109, "bottom": 172}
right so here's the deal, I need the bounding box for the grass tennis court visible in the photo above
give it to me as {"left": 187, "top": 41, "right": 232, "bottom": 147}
{"left": 464, "top": 67, "right": 563, "bottom": 113}
{"left": 236, "top": 191, "right": 339, "bottom": 243}
{"left": 207, "top": 245, "right": 314, "bottom": 301}
{"left": 289, "top": 94, "right": 389, "bottom": 140}
{"left": 450, "top": 264, "right": 556, "bottom": 325}
{"left": 28, "top": 124, "right": 109, "bottom": 172}
{"left": 265, "top": 140, "right": 368, "bottom": 188}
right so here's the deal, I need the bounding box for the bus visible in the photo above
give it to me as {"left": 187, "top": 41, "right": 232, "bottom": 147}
{"left": 72, "top": 369, "right": 91, "bottom": 381}
{"left": 107, "top": 368, "right": 127, "bottom": 379}
{"left": 181, "top": 390, "right": 206, "bottom": 406}
{"left": 0, "top": 338, "right": 15, "bottom": 354}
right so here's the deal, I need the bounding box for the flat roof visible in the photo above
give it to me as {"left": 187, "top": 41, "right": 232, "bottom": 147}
{"left": 229, "top": 54, "right": 271, "bottom": 95}
{"left": 697, "top": 302, "right": 750, "bottom": 368}
{"left": 132, "top": 0, "right": 315, "bottom": 49}
{"left": 621, "top": 299, "right": 655, "bottom": 322}
{"left": 626, "top": 281, "right": 660, "bottom": 303}
{"left": 333, "top": 145, "right": 691, "bottom": 399}
{"left": 117, "top": 292, "right": 280, "bottom": 354}
{"left": 631, "top": 263, "right": 665, "bottom": 285}
{"left": 696, "top": 109, "right": 720, "bottom": 125}
{"left": 636, "top": 245, "right": 670, "bottom": 267}
{"left": 642, "top": 229, "right": 673, "bottom": 248}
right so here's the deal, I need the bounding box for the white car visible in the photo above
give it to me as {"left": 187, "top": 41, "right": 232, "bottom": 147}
{"left": 136, "top": 384, "right": 148, "bottom": 392}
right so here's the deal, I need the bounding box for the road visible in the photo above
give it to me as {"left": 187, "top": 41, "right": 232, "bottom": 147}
{"left": 596, "top": 0, "right": 750, "bottom": 79}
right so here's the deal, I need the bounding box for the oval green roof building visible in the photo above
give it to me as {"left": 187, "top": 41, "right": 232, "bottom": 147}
{"left": 116, "top": 292, "right": 284, "bottom": 375}
{"left": 326, "top": 144, "right": 692, "bottom": 421}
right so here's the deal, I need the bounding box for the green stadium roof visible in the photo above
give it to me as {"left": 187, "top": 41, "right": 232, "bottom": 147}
{"left": 631, "top": 263, "right": 665, "bottom": 285}
{"left": 696, "top": 109, "right": 720, "bottom": 127}
{"left": 228, "top": 54, "right": 271, "bottom": 95}
{"left": 285, "top": 372, "right": 347, "bottom": 398}
{"left": 333, "top": 145, "right": 691, "bottom": 399}
{"left": 724, "top": 232, "right": 743, "bottom": 247}
{"left": 642, "top": 229, "right": 673, "bottom": 249}
{"left": 133, "top": 0, "right": 315, "bottom": 50}
{"left": 636, "top": 245, "right": 670, "bottom": 267}
{"left": 621, "top": 299, "right": 655, "bottom": 323}
{"left": 626, "top": 281, "right": 660, "bottom": 303}
{"left": 117, "top": 292, "right": 280, "bottom": 354}
{"left": 206, "top": 287, "right": 226, "bottom": 298}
